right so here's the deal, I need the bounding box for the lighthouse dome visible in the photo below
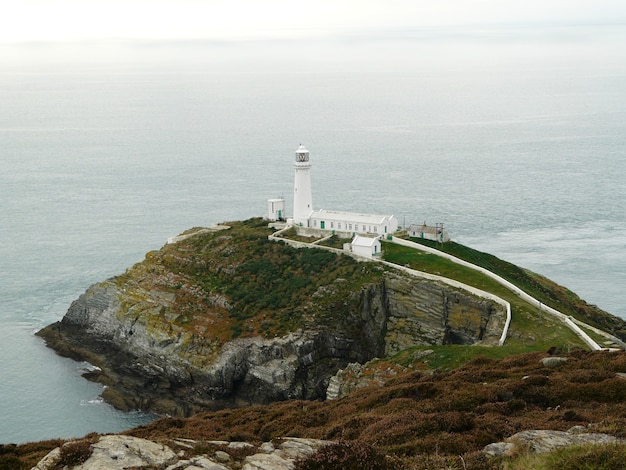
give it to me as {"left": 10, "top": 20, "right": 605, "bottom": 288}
{"left": 295, "top": 144, "right": 309, "bottom": 162}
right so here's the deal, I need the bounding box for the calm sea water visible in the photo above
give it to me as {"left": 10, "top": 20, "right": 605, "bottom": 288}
{"left": 1, "top": 25, "right": 625, "bottom": 444}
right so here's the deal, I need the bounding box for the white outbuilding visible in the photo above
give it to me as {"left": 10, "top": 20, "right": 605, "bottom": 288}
{"left": 350, "top": 234, "right": 382, "bottom": 258}
{"left": 267, "top": 197, "right": 286, "bottom": 221}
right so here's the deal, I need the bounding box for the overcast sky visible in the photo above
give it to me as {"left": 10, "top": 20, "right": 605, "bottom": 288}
{"left": 3, "top": 0, "right": 626, "bottom": 43}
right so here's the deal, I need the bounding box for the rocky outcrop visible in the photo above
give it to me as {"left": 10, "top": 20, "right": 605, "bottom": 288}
{"left": 37, "top": 225, "right": 506, "bottom": 416}
{"left": 326, "top": 352, "right": 434, "bottom": 400}
{"left": 33, "top": 435, "right": 332, "bottom": 470}
{"left": 483, "top": 426, "right": 622, "bottom": 457}
{"left": 39, "top": 301, "right": 366, "bottom": 415}
{"left": 383, "top": 273, "right": 505, "bottom": 354}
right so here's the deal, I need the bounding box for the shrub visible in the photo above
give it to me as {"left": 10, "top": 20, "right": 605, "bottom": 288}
{"left": 293, "top": 441, "right": 400, "bottom": 470}
{"left": 57, "top": 439, "right": 93, "bottom": 467}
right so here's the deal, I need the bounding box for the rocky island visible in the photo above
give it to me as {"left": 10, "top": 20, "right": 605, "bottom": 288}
{"left": 37, "top": 218, "right": 510, "bottom": 416}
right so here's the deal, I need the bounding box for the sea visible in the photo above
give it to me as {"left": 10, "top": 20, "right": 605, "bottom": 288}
{"left": 1, "top": 24, "right": 625, "bottom": 444}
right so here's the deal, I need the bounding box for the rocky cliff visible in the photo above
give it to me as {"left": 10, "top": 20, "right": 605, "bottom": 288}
{"left": 37, "top": 218, "right": 506, "bottom": 416}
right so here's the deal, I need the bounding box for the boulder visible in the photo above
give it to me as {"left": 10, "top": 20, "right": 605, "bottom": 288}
{"left": 484, "top": 428, "right": 621, "bottom": 457}
{"left": 540, "top": 357, "right": 568, "bottom": 368}
{"left": 33, "top": 436, "right": 333, "bottom": 470}
{"left": 33, "top": 435, "right": 177, "bottom": 470}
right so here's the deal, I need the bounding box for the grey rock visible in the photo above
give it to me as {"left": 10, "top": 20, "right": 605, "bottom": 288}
{"left": 483, "top": 429, "right": 621, "bottom": 457}
{"left": 541, "top": 357, "right": 568, "bottom": 368}
{"left": 483, "top": 442, "right": 515, "bottom": 457}
{"left": 227, "top": 441, "right": 255, "bottom": 450}
{"left": 242, "top": 453, "right": 292, "bottom": 470}
{"left": 33, "top": 436, "right": 178, "bottom": 470}
{"left": 165, "top": 460, "right": 193, "bottom": 470}
{"left": 189, "top": 456, "right": 229, "bottom": 469}
{"left": 326, "top": 362, "right": 365, "bottom": 400}
{"left": 34, "top": 436, "right": 334, "bottom": 470}
{"left": 31, "top": 447, "right": 60, "bottom": 470}
{"left": 275, "top": 437, "right": 332, "bottom": 460}
{"left": 214, "top": 450, "right": 232, "bottom": 462}
{"left": 259, "top": 442, "right": 275, "bottom": 453}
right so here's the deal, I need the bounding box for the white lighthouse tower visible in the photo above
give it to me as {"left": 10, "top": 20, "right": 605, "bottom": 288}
{"left": 292, "top": 144, "right": 313, "bottom": 226}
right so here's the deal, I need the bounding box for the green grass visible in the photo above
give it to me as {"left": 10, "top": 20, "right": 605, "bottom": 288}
{"left": 388, "top": 344, "right": 515, "bottom": 371}
{"left": 503, "top": 442, "right": 626, "bottom": 470}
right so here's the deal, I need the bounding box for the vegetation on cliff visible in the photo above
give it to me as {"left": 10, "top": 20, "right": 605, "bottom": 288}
{"left": 114, "top": 218, "right": 387, "bottom": 352}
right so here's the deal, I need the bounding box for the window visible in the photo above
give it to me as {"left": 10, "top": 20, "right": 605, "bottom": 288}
{"left": 349, "top": 224, "right": 352, "bottom": 230}
{"left": 363, "top": 225, "right": 366, "bottom": 232}
{"left": 330, "top": 222, "right": 334, "bottom": 228}
{"left": 337, "top": 223, "right": 341, "bottom": 230}
{"left": 374, "top": 226, "right": 378, "bottom": 232}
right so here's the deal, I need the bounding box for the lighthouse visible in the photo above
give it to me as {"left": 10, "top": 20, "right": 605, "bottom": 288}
{"left": 292, "top": 144, "right": 313, "bottom": 226}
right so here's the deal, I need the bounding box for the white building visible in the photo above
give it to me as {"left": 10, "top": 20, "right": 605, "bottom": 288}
{"left": 267, "top": 198, "right": 286, "bottom": 221}
{"left": 309, "top": 209, "right": 398, "bottom": 236}
{"left": 350, "top": 234, "right": 382, "bottom": 258}
{"left": 287, "top": 145, "right": 398, "bottom": 236}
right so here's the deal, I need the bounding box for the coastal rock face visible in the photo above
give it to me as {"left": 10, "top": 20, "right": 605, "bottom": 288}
{"left": 37, "top": 221, "right": 506, "bottom": 416}
{"left": 382, "top": 273, "right": 505, "bottom": 354}
{"left": 40, "top": 288, "right": 365, "bottom": 413}
{"left": 39, "top": 272, "right": 504, "bottom": 415}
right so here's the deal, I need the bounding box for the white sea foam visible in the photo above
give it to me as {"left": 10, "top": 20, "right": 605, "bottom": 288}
{"left": 80, "top": 397, "right": 105, "bottom": 406}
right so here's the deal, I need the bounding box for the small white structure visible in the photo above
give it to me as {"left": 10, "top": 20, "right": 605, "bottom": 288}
{"left": 351, "top": 234, "right": 381, "bottom": 258}
{"left": 267, "top": 197, "right": 286, "bottom": 221}
{"left": 292, "top": 144, "right": 313, "bottom": 226}
{"left": 309, "top": 209, "right": 398, "bottom": 235}
{"left": 408, "top": 223, "right": 450, "bottom": 242}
